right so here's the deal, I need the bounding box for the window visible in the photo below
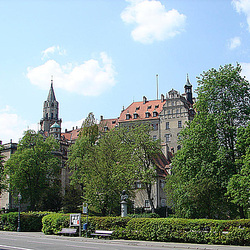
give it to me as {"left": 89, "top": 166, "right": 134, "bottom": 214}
{"left": 166, "top": 122, "right": 169, "bottom": 129}
{"left": 133, "top": 113, "right": 138, "bottom": 119}
{"left": 152, "top": 124, "right": 158, "bottom": 131}
{"left": 148, "top": 105, "right": 152, "bottom": 109}
{"left": 178, "top": 121, "right": 182, "bottom": 128}
{"left": 126, "top": 114, "right": 130, "bottom": 120}
{"left": 145, "top": 112, "right": 150, "bottom": 118}
{"left": 153, "top": 135, "right": 157, "bottom": 141}
{"left": 112, "top": 120, "right": 116, "bottom": 124}
{"left": 165, "top": 134, "right": 170, "bottom": 142}
{"left": 135, "top": 181, "right": 142, "bottom": 189}
{"left": 155, "top": 105, "right": 159, "bottom": 109}
{"left": 160, "top": 180, "right": 165, "bottom": 189}
{"left": 51, "top": 113, "right": 53, "bottom": 119}
{"left": 145, "top": 200, "right": 150, "bottom": 208}
{"left": 153, "top": 111, "right": 158, "bottom": 117}
{"left": 104, "top": 126, "right": 108, "bottom": 132}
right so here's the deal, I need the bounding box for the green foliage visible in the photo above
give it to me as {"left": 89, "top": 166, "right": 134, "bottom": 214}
{"left": 227, "top": 123, "right": 250, "bottom": 217}
{"left": 41, "top": 213, "right": 250, "bottom": 245}
{"left": 127, "top": 213, "right": 160, "bottom": 218}
{"left": 167, "top": 64, "right": 250, "bottom": 219}
{"left": 125, "top": 218, "right": 250, "bottom": 245}
{"left": 0, "top": 212, "right": 49, "bottom": 231}
{"left": 62, "top": 185, "right": 83, "bottom": 213}
{"left": 4, "top": 130, "right": 61, "bottom": 211}
{"left": 42, "top": 213, "right": 69, "bottom": 234}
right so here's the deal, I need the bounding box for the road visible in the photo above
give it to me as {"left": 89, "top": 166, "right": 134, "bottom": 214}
{"left": 0, "top": 231, "right": 249, "bottom": 250}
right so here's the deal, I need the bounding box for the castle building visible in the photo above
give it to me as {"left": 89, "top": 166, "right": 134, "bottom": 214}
{"left": 0, "top": 75, "right": 195, "bottom": 213}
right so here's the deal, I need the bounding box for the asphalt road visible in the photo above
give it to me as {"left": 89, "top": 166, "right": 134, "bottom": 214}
{"left": 0, "top": 231, "right": 249, "bottom": 250}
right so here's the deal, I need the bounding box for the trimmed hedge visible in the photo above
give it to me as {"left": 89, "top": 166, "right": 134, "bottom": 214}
{"left": 42, "top": 214, "right": 250, "bottom": 246}
{"left": 125, "top": 218, "right": 250, "bottom": 246}
{"left": 0, "top": 212, "right": 50, "bottom": 232}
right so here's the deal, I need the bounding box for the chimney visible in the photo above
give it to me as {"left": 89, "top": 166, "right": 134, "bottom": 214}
{"left": 76, "top": 126, "right": 78, "bottom": 129}
{"left": 143, "top": 96, "right": 147, "bottom": 104}
{"left": 161, "top": 94, "right": 164, "bottom": 102}
{"left": 65, "top": 129, "right": 67, "bottom": 133}
{"left": 0, "top": 140, "right": 2, "bottom": 145}
{"left": 72, "top": 127, "right": 74, "bottom": 130}
{"left": 100, "top": 115, "right": 103, "bottom": 121}
{"left": 10, "top": 139, "right": 12, "bottom": 143}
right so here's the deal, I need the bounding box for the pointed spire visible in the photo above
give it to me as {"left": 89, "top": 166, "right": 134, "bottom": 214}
{"left": 47, "top": 76, "right": 56, "bottom": 102}
{"left": 185, "top": 73, "right": 192, "bottom": 86}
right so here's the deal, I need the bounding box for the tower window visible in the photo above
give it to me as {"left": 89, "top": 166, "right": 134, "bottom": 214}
{"left": 51, "top": 113, "right": 53, "bottom": 119}
{"left": 166, "top": 122, "right": 169, "bottom": 129}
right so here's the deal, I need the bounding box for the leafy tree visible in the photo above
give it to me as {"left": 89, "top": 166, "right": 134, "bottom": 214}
{"left": 69, "top": 125, "right": 136, "bottom": 216}
{"left": 125, "top": 123, "right": 162, "bottom": 213}
{"left": 227, "top": 124, "right": 250, "bottom": 218}
{"left": 4, "top": 130, "right": 61, "bottom": 211}
{"left": 166, "top": 64, "right": 250, "bottom": 219}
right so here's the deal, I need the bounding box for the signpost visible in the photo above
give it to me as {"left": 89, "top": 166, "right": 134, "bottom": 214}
{"left": 70, "top": 213, "right": 81, "bottom": 237}
{"left": 83, "top": 203, "right": 88, "bottom": 237}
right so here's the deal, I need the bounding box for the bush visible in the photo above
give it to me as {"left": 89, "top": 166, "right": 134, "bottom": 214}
{"left": 0, "top": 212, "right": 50, "bottom": 232}
{"left": 41, "top": 213, "right": 250, "bottom": 245}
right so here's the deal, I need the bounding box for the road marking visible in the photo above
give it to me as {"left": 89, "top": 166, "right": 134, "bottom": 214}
{"left": 0, "top": 244, "right": 33, "bottom": 250}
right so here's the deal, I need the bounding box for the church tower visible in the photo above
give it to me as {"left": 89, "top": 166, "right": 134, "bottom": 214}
{"left": 40, "top": 77, "right": 62, "bottom": 136}
{"left": 184, "top": 74, "right": 193, "bottom": 105}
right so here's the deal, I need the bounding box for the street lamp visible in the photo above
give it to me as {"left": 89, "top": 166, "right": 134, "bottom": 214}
{"left": 17, "top": 193, "right": 22, "bottom": 232}
{"left": 121, "top": 190, "right": 128, "bottom": 217}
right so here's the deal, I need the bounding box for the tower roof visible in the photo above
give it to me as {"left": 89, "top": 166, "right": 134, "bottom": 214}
{"left": 185, "top": 74, "right": 192, "bottom": 87}
{"left": 51, "top": 122, "right": 61, "bottom": 129}
{"left": 47, "top": 78, "right": 57, "bottom": 102}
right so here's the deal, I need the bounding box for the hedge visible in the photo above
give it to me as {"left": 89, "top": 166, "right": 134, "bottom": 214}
{"left": 41, "top": 214, "right": 250, "bottom": 246}
{"left": 0, "top": 212, "right": 50, "bottom": 232}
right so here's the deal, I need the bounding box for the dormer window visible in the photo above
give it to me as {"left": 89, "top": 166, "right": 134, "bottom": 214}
{"left": 112, "top": 120, "right": 116, "bottom": 124}
{"left": 136, "top": 106, "right": 140, "bottom": 110}
{"left": 104, "top": 126, "right": 108, "bottom": 132}
{"left": 153, "top": 111, "right": 158, "bottom": 117}
{"left": 155, "top": 105, "right": 159, "bottom": 109}
{"left": 133, "top": 113, "right": 138, "bottom": 119}
{"left": 148, "top": 105, "right": 151, "bottom": 109}
{"left": 126, "top": 114, "right": 130, "bottom": 120}
{"left": 145, "top": 111, "right": 150, "bottom": 118}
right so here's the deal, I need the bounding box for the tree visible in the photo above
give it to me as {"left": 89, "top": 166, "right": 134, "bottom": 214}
{"left": 125, "top": 123, "right": 162, "bottom": 213}
{"left": 4, "top": 130, "right": 61, "bottom": 211}
{"left": 68, "top": 124, "right": 136, "bottom": 216}
{"left": 166, "top": 64, "right": 250, "bottom": 219}
{"left": 227, "top": 123, "right": 250, "bottom": 218}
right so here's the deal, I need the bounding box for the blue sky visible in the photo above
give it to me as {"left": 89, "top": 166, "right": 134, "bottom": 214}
{"left": 1, "top": 0, "right": 250, "bottom": 143}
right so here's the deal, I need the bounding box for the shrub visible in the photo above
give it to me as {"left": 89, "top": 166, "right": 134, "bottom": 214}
{"left": 0, "top": 212, "right": 50, "bottom": 232}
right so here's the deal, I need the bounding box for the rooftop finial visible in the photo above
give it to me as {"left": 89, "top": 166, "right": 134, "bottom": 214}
{"left": 186, "top": 73, "right": 191, "bottom": 86}
{"left": 51, "top": 75, "right": 53, "bottom": 86}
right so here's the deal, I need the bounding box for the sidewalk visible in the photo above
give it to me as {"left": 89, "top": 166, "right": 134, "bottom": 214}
{"left": 1, "top": 231, "right": 249, "bottom": 250}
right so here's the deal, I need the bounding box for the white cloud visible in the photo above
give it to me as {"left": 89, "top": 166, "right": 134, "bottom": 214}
{"left": 232, "top": 0, "right": 250, "bottom": 31}
{"left": 228, "top": 36, "right": 241, "bottom": 49}
{"left": 241, "top": 62, "right": 250, "bottom": 81}
{"left": 121, "top": 0, "right": 186, "bottom": 44}
{"left": 27, "top": 52, "right": 116, "bottom": 96}
{"left": 0, "top": 106, "right": 37, "bottom": 144}
{"left": 41, "top": 45, "right": 66, "bottom": 60}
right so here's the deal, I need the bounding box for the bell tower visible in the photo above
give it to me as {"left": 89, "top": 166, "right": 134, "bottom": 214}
{"left": 184, "top": 74, "right": 193, "bottom": 105}
{"left": 40, "top": 77, "right": 62, "bottom": 136}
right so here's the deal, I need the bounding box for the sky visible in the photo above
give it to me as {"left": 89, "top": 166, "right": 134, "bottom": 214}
{"left": 1, "top": 0, "right": 250, "bottom": 143}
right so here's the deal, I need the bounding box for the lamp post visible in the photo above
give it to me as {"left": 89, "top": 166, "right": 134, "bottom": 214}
{"left": 17, "top": 193, "right": 22, "bottom": 232}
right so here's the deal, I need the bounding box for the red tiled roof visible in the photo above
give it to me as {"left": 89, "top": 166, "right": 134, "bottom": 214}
{"left": 61, "top": 128, "right": 81, "bottom": 141}
{"left": 119, "top": 98, "right": 166, "bottom": 123}
{"left": 99, "top": 118, "right": 119, "bottom": 131}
